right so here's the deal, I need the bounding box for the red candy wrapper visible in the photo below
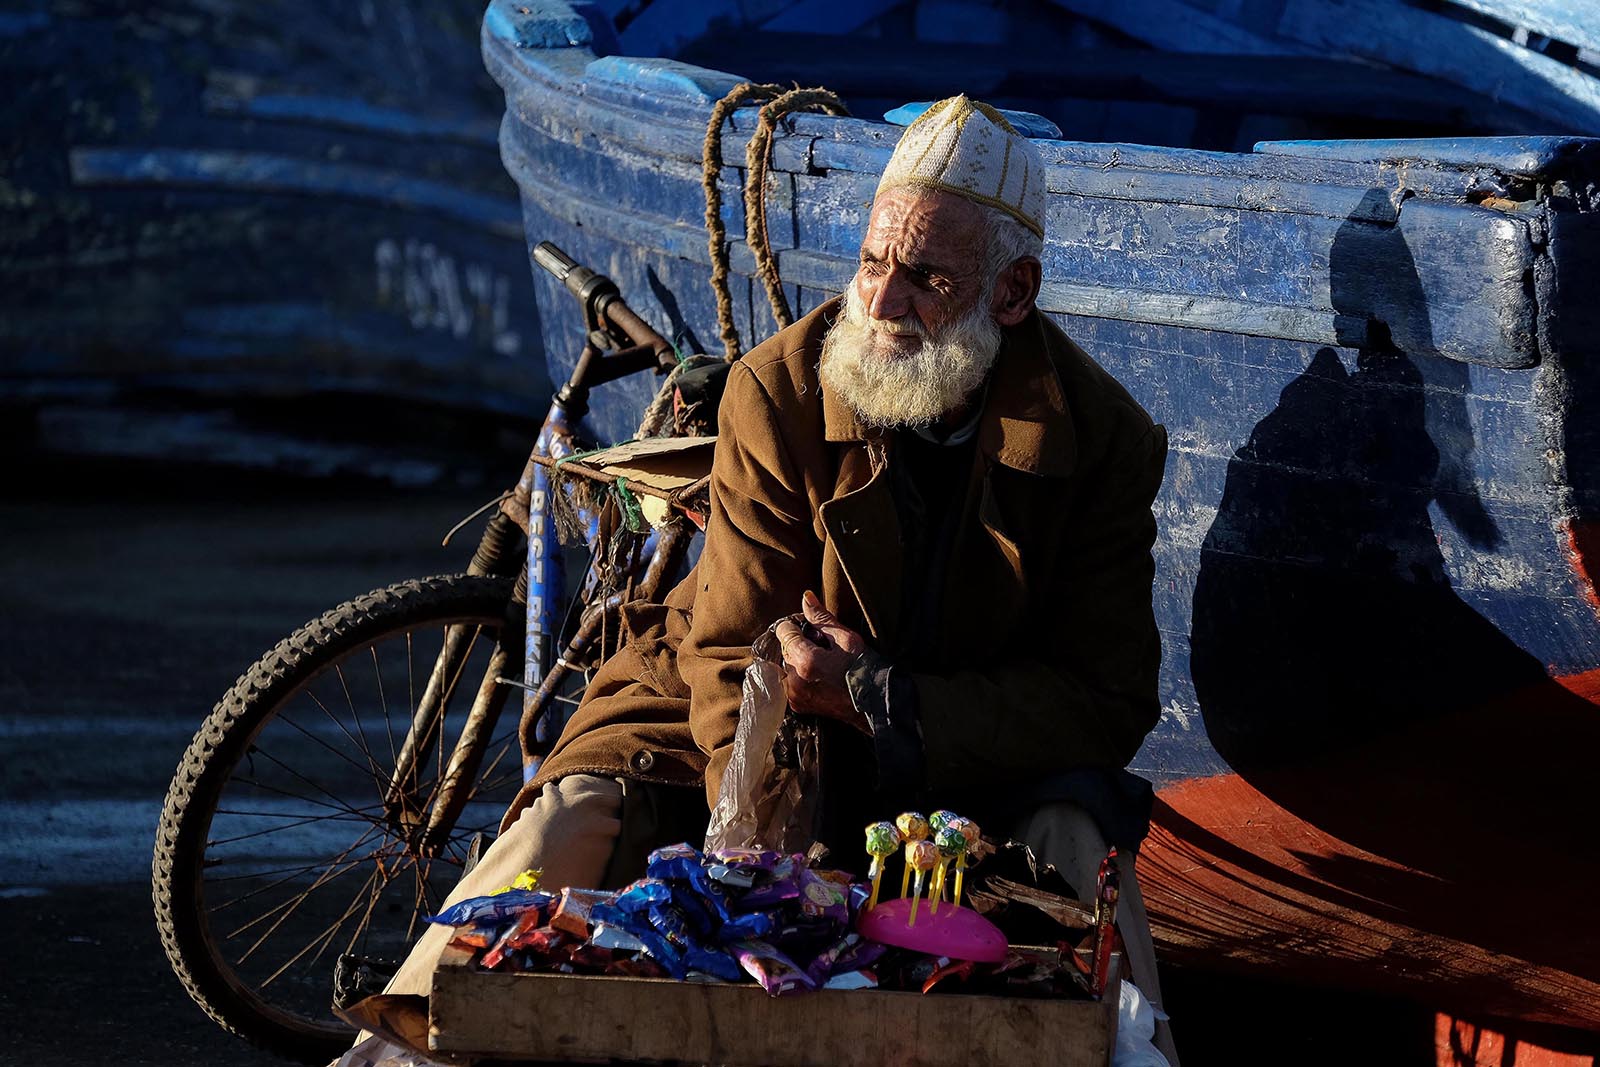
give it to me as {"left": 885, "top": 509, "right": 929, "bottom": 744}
{"left": 564, "top": 943, "right": 616, "bottom": 973}
{"left": 550, "top": 887, "right": 613, "bottom": 938}
{"left": 447, "top": 930, "right": 494, "bottom": 953}
{"left": 605, "top": 956, "right": 669, "bottom": 979}
{"left": 921, "top": 958, "right": 978, "bottom": 994}
{"left": 507, "top": 926, "right": 569, "bottom": 957}
{"left": 480, "top": 908, "right": 546, "bottom": 970}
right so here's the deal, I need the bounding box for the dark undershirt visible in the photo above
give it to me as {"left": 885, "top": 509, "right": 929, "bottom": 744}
{"left": 814, "top": 419, "right": 981, "bottom": 871}
{"left": 890, "top": 428, "right": 980, "bottom": 666}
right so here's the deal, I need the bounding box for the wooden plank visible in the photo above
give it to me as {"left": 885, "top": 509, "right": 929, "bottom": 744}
{"left": 675, "top": 31, "right": 1524, "bottom": 129}
{"left": 1277, "top": 0, "right": 1600, "bottom": 135}
{"left": 1441, "top": 0, "right": 1600, "bottom": 56}
{"left": 431, "top": 959, "right": 1117, "bottom": 1067}
{"left": 1042, "top": 0, "right": 1309, "bottom": 55}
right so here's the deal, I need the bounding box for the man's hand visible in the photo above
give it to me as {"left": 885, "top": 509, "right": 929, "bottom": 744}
{"left": 774, "top": 591, "right": 871, "bottom": 733}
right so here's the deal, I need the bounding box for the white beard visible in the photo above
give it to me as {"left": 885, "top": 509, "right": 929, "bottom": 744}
{"left": 818, "top": 286, "right": 1001, "bottom": 429}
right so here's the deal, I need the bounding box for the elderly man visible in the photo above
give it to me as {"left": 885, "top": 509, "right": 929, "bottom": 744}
{"left": 362, "top": 95, "right": 1175, "bottom": 1062}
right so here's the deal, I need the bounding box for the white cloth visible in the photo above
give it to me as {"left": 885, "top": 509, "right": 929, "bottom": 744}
{"left": 876, "top": 94, "right": 1049, "bottom": 236}
{"left": 1010, "top": 801, "right": 1181, "bottom": 1066}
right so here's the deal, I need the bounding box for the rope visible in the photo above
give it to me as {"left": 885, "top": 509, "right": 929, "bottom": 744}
{"left": 635, "top": 361, "right": 687, "bottom": 439}
{"left": 703, "top": 82, "right": 782, "bottom": 361}
{"left": 745, "top": 87, "right": 849, "bottom": 335}
{"left": 702, "top": 82, "right": 849, "bottom": 361}
{"left": 613, "top": 477, "right": 648, "bottom": 534}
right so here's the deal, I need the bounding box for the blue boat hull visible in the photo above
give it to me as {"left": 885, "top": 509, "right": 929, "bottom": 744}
{"left": 485, "top": 0, "right": 1600, "bottom": 1037}
{"left": 0, "top": 2, "right": 548, "bottom": 468}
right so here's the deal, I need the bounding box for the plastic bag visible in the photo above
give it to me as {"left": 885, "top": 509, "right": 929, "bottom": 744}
{"left": 704, "top": 621, "right": 821, "bottom": 853}
{"left": 1113, "top": 979, "right": 1172, "bottom": 1067}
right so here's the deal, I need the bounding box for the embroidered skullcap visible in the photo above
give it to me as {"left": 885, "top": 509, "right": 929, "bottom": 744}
{"left": 875, "top": 95, "right": 1048, "bottom": 237}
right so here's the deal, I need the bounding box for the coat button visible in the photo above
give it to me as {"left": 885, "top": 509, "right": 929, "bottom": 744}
{"left": 630, "top": 749, "right": 656, "bottom": 773}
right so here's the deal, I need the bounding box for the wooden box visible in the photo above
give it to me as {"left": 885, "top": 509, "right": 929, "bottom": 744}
{"left": 429, "top": 945, "right": 1118, "bottom": 1067}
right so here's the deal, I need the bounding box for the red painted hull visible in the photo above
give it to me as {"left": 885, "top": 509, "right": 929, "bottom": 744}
{"left": 1142, "top": 671, "right": 1600, "bottom": 1047}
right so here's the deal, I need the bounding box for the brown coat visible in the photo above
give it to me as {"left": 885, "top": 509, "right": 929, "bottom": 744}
{"left": 512, "top": 297, "right": 1167, "bottom": 826}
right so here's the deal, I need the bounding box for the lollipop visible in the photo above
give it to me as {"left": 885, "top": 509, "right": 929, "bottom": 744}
{"left": 950, "top": 817, "right": 982, "bottom": 910}
{"left": 895, "top": 812, "right": 930, "bottom": 899}
{"left": 931, "top": 826, "right": 967, "bottom": 916}
{"left": 905, "top": 839, "right": 939, "bottom": 926}
{"left": 864, "top": 821, "right": 901, "bottom": 910}
{"left": 928, "top": 810, "right": 958, "bottom": 836}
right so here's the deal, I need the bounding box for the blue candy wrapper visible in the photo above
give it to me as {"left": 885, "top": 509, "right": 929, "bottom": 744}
{"left": 686, "top": 943, "right": 742, "bottom": 982}
{"left": 714, "top": 910, "right": 776, "bottom": 944}
{"left": 426, "top": 889, "right": 553, "bottom": 928}
{"left": 631, "top": 923, "right": 688, "bottom": 980}
{"left": 611, "top": 878, "right": 674, "bottom": 915}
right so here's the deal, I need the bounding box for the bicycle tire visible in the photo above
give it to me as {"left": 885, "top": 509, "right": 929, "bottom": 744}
{"left": 153, "top": 573, "right": 524, "bottom": 1064}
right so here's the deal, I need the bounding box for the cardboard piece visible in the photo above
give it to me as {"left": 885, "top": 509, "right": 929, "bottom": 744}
{"left": 568, "top": 436, "right": 716, "bottom": 527}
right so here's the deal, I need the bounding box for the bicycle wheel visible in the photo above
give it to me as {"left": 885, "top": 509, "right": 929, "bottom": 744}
{"left": 153, "top": 574, "right": 525, "bottom": 1064}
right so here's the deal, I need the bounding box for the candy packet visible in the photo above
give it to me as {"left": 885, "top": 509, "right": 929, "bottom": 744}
{"left": 824, "top": 969, "right": 879, "bottom": 990}
{"left": 610, "top": 878, "right": 675, "bottom": 915}
{"left": 796, "top": 868, "right": 849, "bottom": 925}
{"left": 549, "top": 887, "right": 613, "bottom": 937}
{"left": 732, "top": 939, "right": 816, "bottom": 996}
{"left": 590, "top": 922, "right": 648, "bottom": 953}
{"left": 705, "top": 848, "right": 781, "bottom": 888}
{"left": 426, "top": 888, "right": 552, "bottom": 928}
{"left": 714, "top": 909, "right": 776, "bottom": 944}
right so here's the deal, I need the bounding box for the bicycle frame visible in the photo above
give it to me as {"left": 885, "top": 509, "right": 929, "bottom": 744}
{"left": 380, "top": 243, "right": 683, "bottom": 856}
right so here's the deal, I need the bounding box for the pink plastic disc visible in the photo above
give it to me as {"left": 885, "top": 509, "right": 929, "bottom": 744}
{"left": 855, "top": 898, "right": 1009, "bottom": 963}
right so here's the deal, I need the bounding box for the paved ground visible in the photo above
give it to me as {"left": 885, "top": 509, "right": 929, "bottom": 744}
{"left": 0, "top": 455, "right": 1446, "bottom": 1066}
{"left": 0, "top": 457, "right": 500, "bottom": 1066}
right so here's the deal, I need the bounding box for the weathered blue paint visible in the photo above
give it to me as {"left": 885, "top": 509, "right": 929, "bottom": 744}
{"left": 484, "top": 0, "right": 594, "bottom": 49}
{"left": 1447, "top": 0, "right": 1600, "bottom": 55}
{"left": 1254, "top": 134, "right": 1600, "bottom": 173}
{"left": 480, "top": 11, "right": 1600, "bottom": 809}
{"left": 67, "top": 148, "right": 524, "bottom": 237}
{"left": 201, "top": 92, "right": 501, "bottom": 147}
{"left": 883, "top": 101, "right": 1063, "bottom": 138}
{"left": 0, "top": 0, "right": 547, "bottom": 451}
{"left": 1044, "top": 0, "right": 1600, "bottom": 134}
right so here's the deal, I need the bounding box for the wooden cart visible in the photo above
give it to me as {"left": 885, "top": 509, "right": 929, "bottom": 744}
{"left": 428, "top": 944, "right": 1119, "bottom": 1067}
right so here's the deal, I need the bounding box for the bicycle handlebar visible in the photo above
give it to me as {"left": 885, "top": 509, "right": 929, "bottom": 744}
{"left": 533, "top": 241, "right": 675, "bottom": 371}
{"left": 532, "top": 241, "right": 580, "bottom": 282}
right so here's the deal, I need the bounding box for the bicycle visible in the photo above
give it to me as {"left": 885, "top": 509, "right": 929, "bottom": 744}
{"left": 152, "top": 243, "right": 722, "bottom": 1064}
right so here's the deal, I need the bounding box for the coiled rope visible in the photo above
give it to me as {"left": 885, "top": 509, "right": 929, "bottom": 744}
{"left": 702, "top": 82, "right": 849, "bottom": 361}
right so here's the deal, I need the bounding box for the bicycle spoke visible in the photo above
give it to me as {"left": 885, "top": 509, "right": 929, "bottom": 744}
{"left": 208, "top": 856, "right": 378, "bottom": 915}
{"left": 369, "top": 644, "right": 391, "bottom": 775}
{"left": 226, "top": 824, "right": 383, "bottom": 952}
{"left": 344, "top": 859, "right": 393, "bottom": 959}
{"left": 259, "top": 865, "right": 383, "bottom": 990}
{"left": 208, "top": 806, "right": 382, "bottom": 848}
{"left": 247, "top": 747, "right": 376, "bottom": 822}
{"left": 398, "top": 631, "right": 412, "bottom": 770}
{"left": 208, "top": 859, "right": 358, "bottom": 885}
{"left": 303, "top": 687, "right": 386, "bottom": 788}
{"left": 227, "top": 774, "right": 381, "bottom": 822}
{"left": 270, "top": 710, "right": 388, "bottom": 785}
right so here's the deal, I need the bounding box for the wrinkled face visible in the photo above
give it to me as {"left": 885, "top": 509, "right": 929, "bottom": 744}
{"left": 820, "top": 188, "right": 1003, "bottom": 428}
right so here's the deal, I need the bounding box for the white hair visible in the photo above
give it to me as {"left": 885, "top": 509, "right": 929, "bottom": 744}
{"left": 981, "top": 204, "right": 1045, "bottom": 283}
